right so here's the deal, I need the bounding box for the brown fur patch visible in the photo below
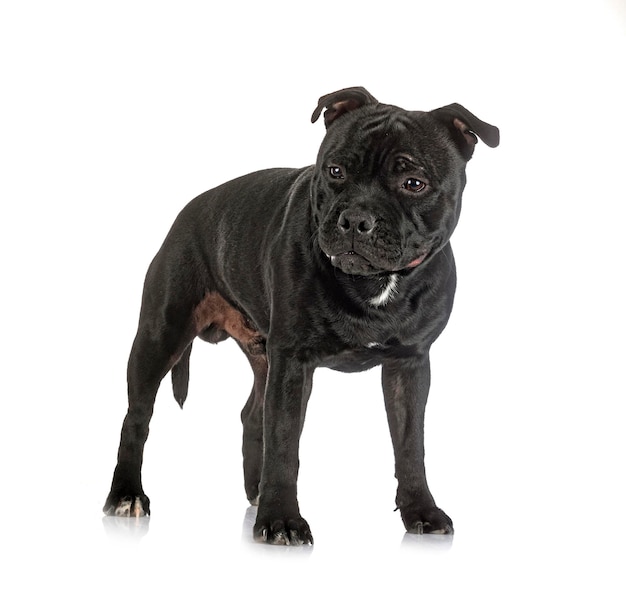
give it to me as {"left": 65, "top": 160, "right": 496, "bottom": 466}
{"left": 193, "top": 292, "right": 265, "bottom": 355}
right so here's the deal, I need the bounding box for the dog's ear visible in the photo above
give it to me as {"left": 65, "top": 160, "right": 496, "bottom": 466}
{"left": 430, "top": 104, "right": 500, "bottom": 160}
{"left": 311, "top": 87, "right": 378, "bottom": 128}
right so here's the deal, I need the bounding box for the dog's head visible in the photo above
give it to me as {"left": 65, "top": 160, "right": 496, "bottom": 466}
{"left": 310, "top": 87, "right": 499, "bottom": 276}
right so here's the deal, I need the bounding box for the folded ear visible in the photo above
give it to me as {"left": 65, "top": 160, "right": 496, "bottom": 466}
{"left": 311, "top": 86, "right": 378, "bottom": 128}
{"left": 430, "top": 103, "right": 500, "bottom": 160}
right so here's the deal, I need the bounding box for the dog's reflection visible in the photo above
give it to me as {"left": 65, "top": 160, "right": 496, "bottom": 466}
{"left": 401, "top": 529, "right": 454, "bottom": 551}
{"left": 102, "top": 513, "right": 150, "bottom": 543}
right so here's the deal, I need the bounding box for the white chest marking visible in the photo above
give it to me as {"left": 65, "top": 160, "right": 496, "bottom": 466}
{"left": 369, "top": 273, "right": 399, "bottom": 307}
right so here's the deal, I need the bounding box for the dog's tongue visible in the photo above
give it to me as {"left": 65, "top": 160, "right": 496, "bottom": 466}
{"left": 406, "top": 252, "right": 428, "bottom": 268}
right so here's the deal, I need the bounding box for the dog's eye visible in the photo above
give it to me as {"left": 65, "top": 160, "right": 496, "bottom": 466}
{"left": 403, "top": 178, "right": 427, "bottom": 193}
{"left": 328, "top": 166, "right": 345, "bottom": 179}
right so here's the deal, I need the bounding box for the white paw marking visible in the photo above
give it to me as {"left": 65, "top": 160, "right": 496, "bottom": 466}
{"left": 114, "top": 496, "right": 145, "bottom": 517}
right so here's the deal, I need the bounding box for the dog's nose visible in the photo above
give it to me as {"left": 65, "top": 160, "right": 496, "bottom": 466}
{"left": 337, "top": 209, "right": 377, "bottom": 235}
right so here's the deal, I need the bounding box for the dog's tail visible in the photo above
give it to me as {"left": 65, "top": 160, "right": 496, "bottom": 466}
{"left": 171, "top": 342, "right": 192, "bottom": 409}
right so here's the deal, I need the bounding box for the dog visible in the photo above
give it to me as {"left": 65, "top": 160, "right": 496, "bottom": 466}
{"left": 103, "top": 87, "right": 499, "bottom": 545}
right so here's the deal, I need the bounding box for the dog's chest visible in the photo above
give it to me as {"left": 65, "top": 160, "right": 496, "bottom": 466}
{"left": 311, "top": 310, "right": 419, "bottom": 372}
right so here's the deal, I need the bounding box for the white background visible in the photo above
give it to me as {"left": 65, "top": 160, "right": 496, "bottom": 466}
{"left": 1, "top": 0, "right": 625, "bottom": 586}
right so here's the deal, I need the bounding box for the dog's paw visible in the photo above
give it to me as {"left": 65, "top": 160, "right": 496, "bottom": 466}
{"left": 253, "top": 516, "right": 313, "bottom": 546}
{"left": 400, "top": 504, "right": 454, "bottom": 535}
{"left": 103, "top": 494, "right": 150, "bottom": 518}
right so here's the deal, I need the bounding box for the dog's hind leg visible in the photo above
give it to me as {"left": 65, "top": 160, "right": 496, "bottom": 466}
{"left": 103, "top": 315, "right": 195, "bottom": 517}
{"left": 103, "top": 244, "right": 203, "bottom": 517}
{"left": 240, "top": 350, "right": 268, "bottom": 505}
{"left": 193, "top": 292, "right": 268, "bottom": 504}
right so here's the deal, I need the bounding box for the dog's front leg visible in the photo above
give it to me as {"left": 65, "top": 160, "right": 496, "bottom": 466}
{"left": 253, "top": 351, "right": 314, "bottom": 545}
{"left": 382, "top": 354, "right": 454, "bottom": 534}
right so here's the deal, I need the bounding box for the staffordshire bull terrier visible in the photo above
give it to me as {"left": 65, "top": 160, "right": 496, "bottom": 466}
{"left": 103, "top": 86, "right": 499, "bottom": 545}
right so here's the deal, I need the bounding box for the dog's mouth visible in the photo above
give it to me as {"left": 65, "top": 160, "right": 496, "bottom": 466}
{"left": 326, "top": 250, "right": 430, "bottom": 275}
{"left": 327, "top": 252, "right": 378, "bottom": 275}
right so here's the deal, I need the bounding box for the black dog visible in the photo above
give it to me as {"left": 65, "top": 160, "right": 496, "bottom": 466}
{"left": 104, "top": 87, "right": 499, "bottom": 545}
